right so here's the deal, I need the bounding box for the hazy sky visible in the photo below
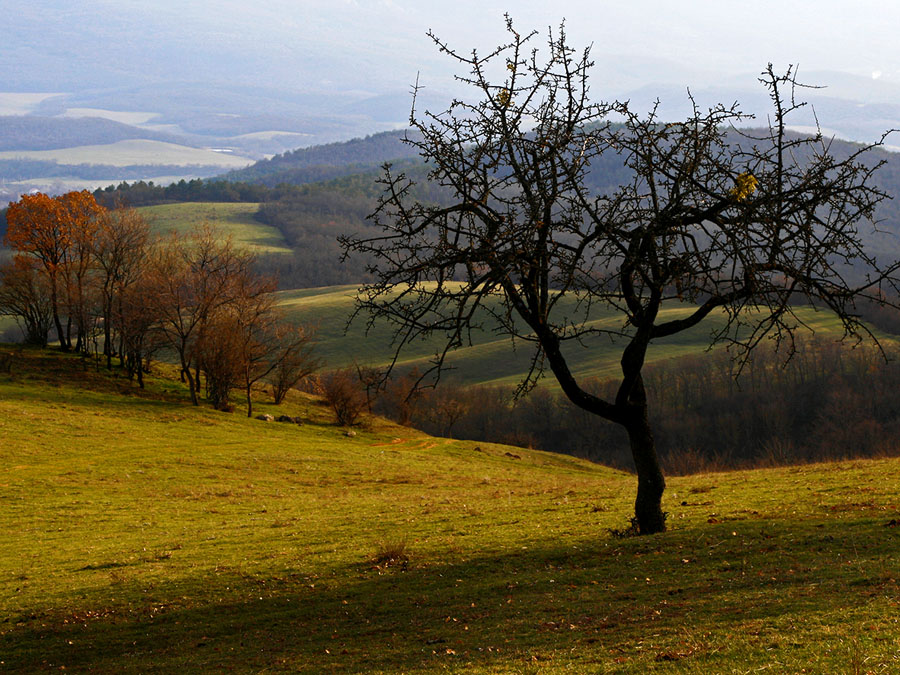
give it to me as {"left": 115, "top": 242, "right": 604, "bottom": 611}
{"left": 9, "top": 1, "right": 900, "bottom": 84}
{"left": 7, "top": 0, "right": 900, "bottom": 108}
{"left": 288, "top": 0, "right": 900, "bottom": 87}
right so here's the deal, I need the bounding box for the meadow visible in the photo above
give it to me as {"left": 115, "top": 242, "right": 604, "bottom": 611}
{"left": 1, "top": 347, "right": 898, "bottom": 673}
{"left": 277, "top": 285, "right": 873, "bottom": 387}
{"left": 0, "top": 140, "right": 252, "bottom": 169}
{"left": 138, "top": 202, "right": 293, "bottom": 255}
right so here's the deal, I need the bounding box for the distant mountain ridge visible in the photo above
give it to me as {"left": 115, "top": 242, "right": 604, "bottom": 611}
{"left": 221, "top": 130, "right": 421, "bottom": 186}
{"left": 0, "top": 115, "right": 192, "bottom": 152}
{"left": 212, "top": 126, "right": 900, "bottom": 290}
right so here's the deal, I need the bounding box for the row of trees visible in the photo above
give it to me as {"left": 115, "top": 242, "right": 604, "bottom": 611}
{"left": 362, "top": 338, "right": 900, "bottom": 474}
{"left": 92, "top": 179, "right": 273, "bottom": 208}
{"left": 0, "top": 191, "right": 316, "bottom": 415}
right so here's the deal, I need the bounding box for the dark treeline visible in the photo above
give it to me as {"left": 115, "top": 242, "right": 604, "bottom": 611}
{"left": 858, "top": 297, "right": 900, "bottom": 334}
{"left": 370, "top": 337, "right": 900, "bottom": 474}
{"left": 221, "top": 130, "right": 423, "bottom": 184}
{"left": 92, "top": 178, "right": 274, "bottom": 207}
{"left": 252, "top": 179, "right": 381, "bottom": 287}
{"left": 253, "top": 161, "right": 446, "bottom": 287}
{"left": 82, "top": 126, "right": 900, "bottom": 292}
{"left": 221, "top": 163, "right": 392, "bottom": 190}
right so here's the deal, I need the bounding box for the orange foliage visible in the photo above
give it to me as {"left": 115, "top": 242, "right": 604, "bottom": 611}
{"left": 5, "top": 191, "right": 106, "bottom": 350}
{"left": 5, "top": 191, "right": 105, "bottom": 270}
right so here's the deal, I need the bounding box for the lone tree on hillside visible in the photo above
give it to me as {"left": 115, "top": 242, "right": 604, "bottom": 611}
{"left": 341, "top": 18, "right": 900, "bottom": 534}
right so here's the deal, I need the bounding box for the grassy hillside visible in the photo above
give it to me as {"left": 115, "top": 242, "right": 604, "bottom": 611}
{"left": 278, "top": 285, "right": 869, "bottom": 386}
{"left": 0, "top": 348, "right": 898, "bottom": 672}
{"left": 0, "top": 139, "right": 253, "bottom": 169}
{"left": 138, "top": 202, "right": 292, "bottom": 255}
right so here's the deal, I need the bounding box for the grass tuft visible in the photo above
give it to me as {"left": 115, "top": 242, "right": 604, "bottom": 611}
{"left": 371, "top": 538, "right": 410, "bottom": 569}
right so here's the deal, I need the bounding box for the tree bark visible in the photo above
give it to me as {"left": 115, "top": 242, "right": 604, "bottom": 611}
{"left": 182, "top": 356, "right": 199, "bottom": 405}
{"left": 49, "top": 278, "right": 69, "bottom": 351}
{"left": 103, "top": 294, "right": 113, "bottom": 369}
{"left": 625, "top": 410, "right": 667, "bottom": 534}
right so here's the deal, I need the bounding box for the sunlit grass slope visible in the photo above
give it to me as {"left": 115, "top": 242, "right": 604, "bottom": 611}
{"left": 138, "top": 202, "right": 292, "bottom": 254}
{"left": 279, "top": 285, "right": 867, "bottom": 385}
{"left": 0, "top": 348, "right": 898, "bottom": 673}
{"left": 0, "top": 139, "right": 253, "bottom": 168}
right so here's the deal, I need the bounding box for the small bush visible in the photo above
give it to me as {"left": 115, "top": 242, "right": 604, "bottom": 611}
{"left": 319, "top": 368, "right": 368, "bottom": 426}
{"left": 371, "top": 539, "right": 409, "bottom": 569}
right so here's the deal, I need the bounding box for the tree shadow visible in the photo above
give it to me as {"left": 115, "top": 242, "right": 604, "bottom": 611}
{"left": 4, "top": 515, "right": 897, "bottom": 672}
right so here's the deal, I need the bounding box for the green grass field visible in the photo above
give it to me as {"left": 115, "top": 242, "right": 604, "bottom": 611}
{"left": 1, "top": 347, "right": 898, "bottom": 673}
{"left": 0, "top": 139, "right": 253, "bottom": 168}
{"left": 279, "top": 285, "right": 874, "bottom": 386}
{"left": 138, "top": 202, "right": 293, "bottom": 255}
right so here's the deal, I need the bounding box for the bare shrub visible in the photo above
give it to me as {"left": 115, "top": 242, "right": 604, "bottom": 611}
{"left": 269, "top": 325, "right": 318, "bottom": 405}
{"left": 373, "top": 367, "right": 424, "bottom": 426}
{"left": 319, "top": 368, "right": 368, "bottom": 426}
{"left": 371, "top": 539, "right": 409, "bottom": 569}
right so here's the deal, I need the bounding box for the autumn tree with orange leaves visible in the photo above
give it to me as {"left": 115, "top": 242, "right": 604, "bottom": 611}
{"left": 2, "top": 194, "right": 318, "bottom": 411}
{"left": 5, "top": 191, "right": 105, "bottom": 351}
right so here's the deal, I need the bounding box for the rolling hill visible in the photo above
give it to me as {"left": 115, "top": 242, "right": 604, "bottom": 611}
{"left": 221, "top": 130, "right": 422, "bottom": 186}
{"left": 0, "top": 346, "right": 898, "bottom": 673}
{"left": 276, "top": 285, "right": 876, "bottom": 387}
{"left": 0, "top": 139, "right": 252, "bottom": 170}
{"left": 136, "top": 202, "right": 292, "bottom": 255}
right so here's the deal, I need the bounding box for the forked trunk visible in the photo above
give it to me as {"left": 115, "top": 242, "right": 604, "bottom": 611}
{"left": 625, "top": 412, "right": 666, "bottom": 534}
{"left": 182, "top": 357, "right": 199, "bottom": 405}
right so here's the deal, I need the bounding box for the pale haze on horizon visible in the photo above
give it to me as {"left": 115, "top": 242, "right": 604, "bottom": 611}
{"left": 5, "top": 0, "right": 900, "bottom": 94}
{"left": 4, "top": 0, "right": 900, "bottom": 151}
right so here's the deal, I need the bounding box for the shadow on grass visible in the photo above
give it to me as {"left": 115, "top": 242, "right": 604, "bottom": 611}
{"left": 4, "top": 516, "right": 898, "bottom": 673}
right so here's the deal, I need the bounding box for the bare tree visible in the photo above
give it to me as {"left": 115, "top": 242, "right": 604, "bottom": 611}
{"left": 319, "top": 368, "right": 368, "bottom": 426}
{"left": 197, "top": 309, "right": 244, "bottom": 411}
{"left": 342, "top": 18, "right": 900, "bottom": 534}
{"left": 145, "top": 226, "right": 254, "bottom": 405}
{"left": 0, "top": 255, "right": 54, "bottom": 346}
{"left": 92, "top": 206, "right": 151, "bottom": 369}
{"left": 117, "top": 276, "right": 160, "bottom": 388}
{"left": 268, "top": 324, "right": 319, "bottom": 405}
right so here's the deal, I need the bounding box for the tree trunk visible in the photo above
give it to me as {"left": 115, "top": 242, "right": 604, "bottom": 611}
{"left": 625, "top": 411, "right": 667, "bottom": 534}
{"left": 246, "top": 386, "right": 253, "bottom": 418}
{"left": 66, "top": 315, "right": 73, "bottom": 352}
{"left": 182, "top": 355, "right": 199, "bottom": 405}
{"left": 103, "top": 294, "right": 113, "bottom": 369}
{"left": 49, "top": 277, "right": 69, "bottom": 351}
